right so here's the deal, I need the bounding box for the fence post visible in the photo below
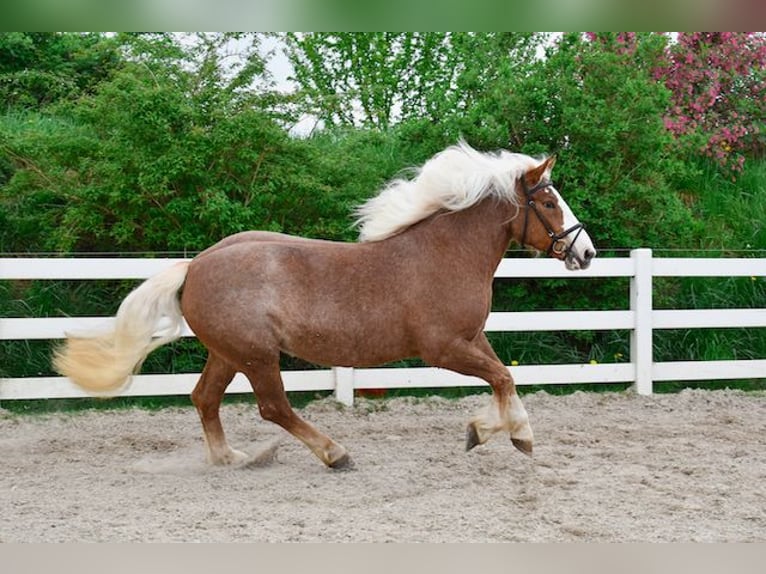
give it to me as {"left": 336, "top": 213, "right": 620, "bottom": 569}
{"left": 333, "top": 367, "right": 355, "bottom": 407}
{"left": 630, "top": 248, "right": 653, "bottom": 395}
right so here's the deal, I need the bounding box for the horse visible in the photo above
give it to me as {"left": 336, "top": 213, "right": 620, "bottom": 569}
{"left": 53, "top": 141, "right": 596, "bottom": 469}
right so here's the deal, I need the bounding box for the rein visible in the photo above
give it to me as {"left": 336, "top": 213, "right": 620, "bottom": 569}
{"left": 520, "top": 179, "right": 585, "bottom": 258}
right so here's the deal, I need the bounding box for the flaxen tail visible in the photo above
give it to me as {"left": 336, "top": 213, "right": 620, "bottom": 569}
{"left": 53, "top": 261, "right": 190, "bottom": 395}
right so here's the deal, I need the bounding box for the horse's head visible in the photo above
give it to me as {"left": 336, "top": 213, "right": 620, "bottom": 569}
{"left": 515, "top": 156, "right": 596, "bottom": 270}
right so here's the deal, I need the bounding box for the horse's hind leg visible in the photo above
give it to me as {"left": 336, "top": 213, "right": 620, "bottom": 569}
{"left": 244, "top": 359, "right": 352, "bottom": 469}
{"left": 191, "top": 352, "right": 248, "bottom": 465}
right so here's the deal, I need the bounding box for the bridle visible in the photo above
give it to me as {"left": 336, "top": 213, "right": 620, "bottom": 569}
{"left": 520, "top": 179, "right": 585, "bottom": 258}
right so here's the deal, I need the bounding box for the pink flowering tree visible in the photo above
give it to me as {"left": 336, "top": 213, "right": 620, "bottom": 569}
{"left": 587, "top": 32, "right": 765, "bottom": 176}
{"left": 654, "top": 32, "right": 766, "bottom": 175}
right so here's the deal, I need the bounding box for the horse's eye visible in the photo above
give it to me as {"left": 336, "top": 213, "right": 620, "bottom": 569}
{"left": 544, "top": 201, "right": 555, "bottom": 209}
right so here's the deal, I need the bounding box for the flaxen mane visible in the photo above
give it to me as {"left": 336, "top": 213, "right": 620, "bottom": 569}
{"left": 355, "top": 141, "right": 538, "bottom": 242}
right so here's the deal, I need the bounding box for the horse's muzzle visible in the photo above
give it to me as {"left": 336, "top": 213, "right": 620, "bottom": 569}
{"left": 565, "top": 247, "right": 596, "bottom": 270}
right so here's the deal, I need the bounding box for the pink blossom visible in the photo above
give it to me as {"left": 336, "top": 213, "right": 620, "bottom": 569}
{"left": 586, "top": 32, "right": 763, "bottom": 175}
{"left": 652, "top": 31, "right": 765, "bottom": 176}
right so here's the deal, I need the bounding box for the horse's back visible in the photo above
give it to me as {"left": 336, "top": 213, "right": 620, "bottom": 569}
{"left": 196, "top": 230, "right": 333, "bottom": 259}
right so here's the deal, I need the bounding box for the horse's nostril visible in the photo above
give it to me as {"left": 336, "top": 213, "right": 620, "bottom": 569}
{"left": 584, "top": 249, "right": 596, "bottom": 261}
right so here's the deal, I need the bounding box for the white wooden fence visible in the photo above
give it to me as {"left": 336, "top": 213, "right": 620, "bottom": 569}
{"left": 1, "top": 249, "right": 764, "bottom": 405}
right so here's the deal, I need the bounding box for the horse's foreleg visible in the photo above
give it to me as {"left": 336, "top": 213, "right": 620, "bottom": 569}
{"left": 428, "top": 333, "right": 533, "bottom": 455}
{"left": 191, "top": 353, "right": 248, "bottom": 465}
{"left": 245, "top": 361, "right": 353, "bottom": 469}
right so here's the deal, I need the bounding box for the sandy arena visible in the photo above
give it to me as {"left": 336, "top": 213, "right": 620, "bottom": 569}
{"left": 1, "top": 388, "right": 764, "bottom": 542}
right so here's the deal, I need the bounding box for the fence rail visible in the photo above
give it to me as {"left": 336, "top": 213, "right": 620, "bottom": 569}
{"left": 1, "top": 249, "right": 765, "bottom": 404}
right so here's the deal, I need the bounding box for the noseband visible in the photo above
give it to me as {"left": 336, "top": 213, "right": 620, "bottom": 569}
{"left": 520, "top": 179, "right": 585, "bottom": 258}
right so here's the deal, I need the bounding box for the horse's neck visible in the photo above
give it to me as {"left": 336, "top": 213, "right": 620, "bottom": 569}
{"left": 395, "top": 198, "right": 515, "bottom": 278}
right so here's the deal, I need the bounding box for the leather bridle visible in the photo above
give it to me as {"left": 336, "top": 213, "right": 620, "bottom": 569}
{"left": 520, "top": 179, "right": 585, "bottom": 258}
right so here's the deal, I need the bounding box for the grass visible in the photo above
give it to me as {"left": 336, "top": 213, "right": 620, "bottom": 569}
{"left": 686, "top": 158, "right": 766, "bottom": 252}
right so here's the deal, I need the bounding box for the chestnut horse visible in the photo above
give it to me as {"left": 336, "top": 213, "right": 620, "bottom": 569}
{"left": 54, "top": 142, "right": 596, "bottom": 469}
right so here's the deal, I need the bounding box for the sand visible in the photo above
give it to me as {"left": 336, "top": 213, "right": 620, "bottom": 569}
{"left": 1, "top": 388, "right": 764, "bottom": 542}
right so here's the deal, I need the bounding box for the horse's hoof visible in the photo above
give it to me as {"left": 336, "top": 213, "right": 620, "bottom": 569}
{"left": 466, "top": 424, "right": 481, "bottom": 451}
{"left": 511, "top": 438, "right": 533, "bottom": 456}
{"left": 329, "top": 453, "right": 355, "bottom": 471}
{"left": 211, "top": 448, "right": 250, "bottom": 466}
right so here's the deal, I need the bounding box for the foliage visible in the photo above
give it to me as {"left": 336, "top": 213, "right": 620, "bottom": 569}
{"left": 0, "top": 32, "right": 121, "bottom": 111}
{"left": 0, "top": 34, "right": 365, "bottom": 253}
{"left": 673, "top": 155, "right": 766, "bottom": 252}
{"left": 284, "top": 32, "right": 540, "bottom": 131}
{"left": 5, "top": 32, "right": 761, "bottom": 254}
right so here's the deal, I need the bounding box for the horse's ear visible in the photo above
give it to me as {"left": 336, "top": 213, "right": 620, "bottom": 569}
{"left": 523, "top": 155, "right": 556, "bottom": 186}
{"left": 545, "top": 154, "right": 556, "bottom": 174}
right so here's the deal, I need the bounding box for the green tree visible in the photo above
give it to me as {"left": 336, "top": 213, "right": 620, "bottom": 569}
{"left": 284, "top": 32, "right": 540, "bottom": 131}
{"left": 0, "top": 32, "right": 120, "bottom": 110}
